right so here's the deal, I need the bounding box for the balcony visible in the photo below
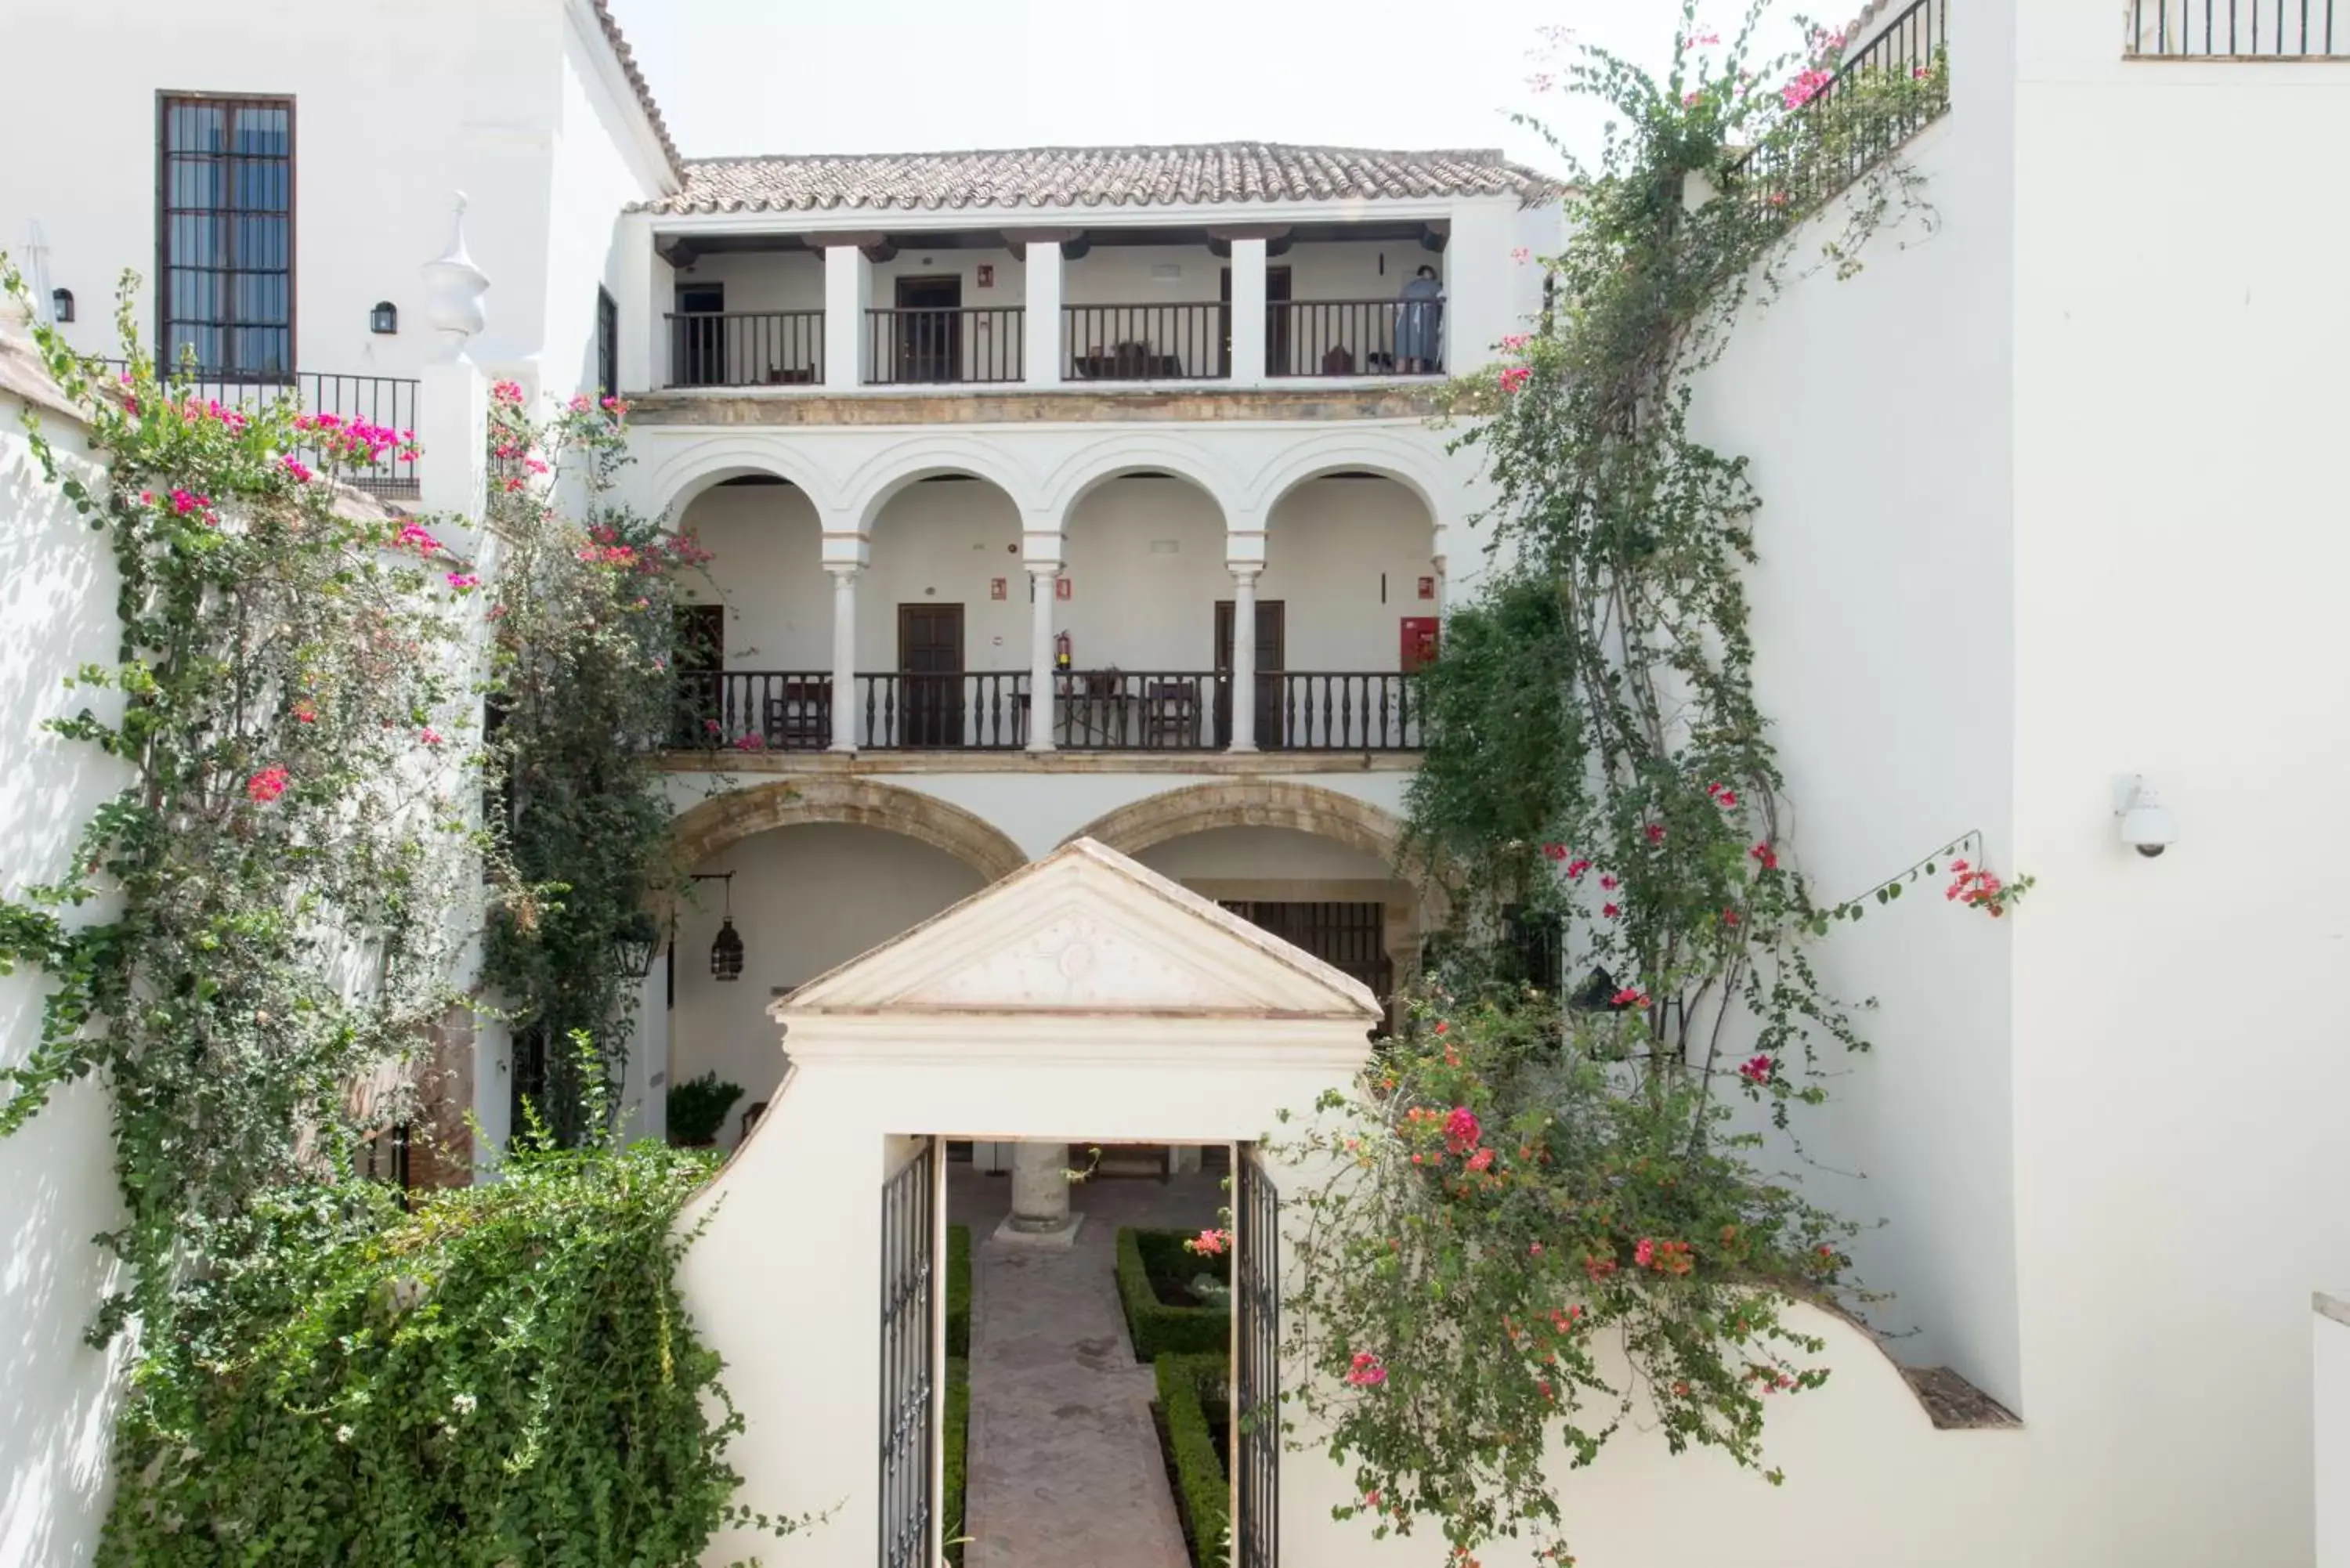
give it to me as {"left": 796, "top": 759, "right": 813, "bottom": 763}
{"left": 649, "top": 222, "right": 1452, "bottom": 396}
{"left": 105, "top": 361, "right": 421, "bottom": 497}
{"left": 671, "top": 668, "right": 1422, "bottom": 754}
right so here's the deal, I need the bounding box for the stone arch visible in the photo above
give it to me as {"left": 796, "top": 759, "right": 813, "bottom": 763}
{"left": 634, "top": 439, "right": 843, "bottom": 522}
{"left": 1241, "top": 432, "right": 1452, "bottom": 524}
{"left": 842, "top": 438, "right": 1039, "bottom": 533}
{"left": 1065, "top": 780, "right": 1408, "bottom": 869}
{"left": 1038, "top": 435, "right": 1245, "bottom": 524}
{"left": 672, "top": 778, "right": 1029, "bottom": 883}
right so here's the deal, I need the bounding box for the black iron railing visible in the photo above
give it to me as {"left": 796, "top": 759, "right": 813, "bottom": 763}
{"left": 110, "top": 361, "right": 421, "bottom": 498}
{"left": 1055, "top": 670, "right": 1220, "bottom": 750}
{"left": 866, "top": 306, "right": 1024, "bottom": 385}
{"left": 673, "top": 670, "right": 833, "bottom": 750}
{"left": 1064, "top": 303, "right": 1227, "bottom": 380}
{"left": 666, "top": 310, "right": 823, "bottom": 387}
{"left": 2129, "top": 0, "right": 2342, "bottom": 54}
{"left": 877, "top": 1143, "right": 936, "bottom": 1568}
{"left": 1731, "top": 0, "right": 1950, "bottom": 215}
{"left": 1235, "top": 1147, "right": 1280, "bottom": 1568}
{"left": 1267, "top": 298, "right": 1444, "bottom": 378}
{"left": 1270, "top": 672, "right": 1421, "bottom": 751}
{"left": 857, "top": 671, "right": 1029, "bottom": 750}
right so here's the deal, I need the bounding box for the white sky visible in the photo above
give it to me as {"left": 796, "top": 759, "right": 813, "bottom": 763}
{"left": 602, "top": 1, "right": 1806, "bottom": 177}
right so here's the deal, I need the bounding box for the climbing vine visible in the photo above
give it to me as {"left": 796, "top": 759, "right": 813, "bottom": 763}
{"left": 1285, "top": 9, "right": 2008, "bottom": 1563}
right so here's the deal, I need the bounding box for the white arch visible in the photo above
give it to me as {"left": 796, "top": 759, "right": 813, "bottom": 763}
{"left": 841, "top": 436, "right": 1041, "bottom": 533}
{"left": 1037, "top": 434, "right": 1246, "bottom": 523}
{"left": 634, "top": 436, "right": 844, "bottom": 522}
{"left": 1241, "top": 431, "right": 1455, "bottom": 525}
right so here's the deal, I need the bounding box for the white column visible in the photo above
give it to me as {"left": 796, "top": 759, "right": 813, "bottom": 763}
{"left": 826, "top": 563, "right": 859, "bottom": 752}
{"left": 1229, "top": 565, "right": 1261, "bottom": 752}
{"left": 822, "top": 243, "right": 870, "bottom": 392}
{"left": 1229, "top": 237, "right": 1269, "bottom": 384}
{"left": 1024, "top": 240, "right": 1063, "bottom": 388}
{"left": 416, "top": 359, "right": 489, "bottom": 529}
{"left": 1008, "top": 1141, "right": 1073, "bottom": 1234}
{"left": 1027, "top": 563, "right": 1059, "bottom": 751}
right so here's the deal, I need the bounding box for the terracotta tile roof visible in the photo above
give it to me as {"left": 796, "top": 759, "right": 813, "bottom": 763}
{"left": 633, "top": 143, "right": 1564, "bottom": 216}
{"left": 588, "top": 0, "right": 683, "bottom": 184}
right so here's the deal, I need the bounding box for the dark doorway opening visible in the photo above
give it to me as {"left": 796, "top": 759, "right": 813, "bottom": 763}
{"left": 898, "top": 602, "right": 965, "bottom": 747}
{"left": 895, "top": 276, "right": 964, "bottom": 383}
{"left": 674, "top": 281, "right": 725, "bottom": 386}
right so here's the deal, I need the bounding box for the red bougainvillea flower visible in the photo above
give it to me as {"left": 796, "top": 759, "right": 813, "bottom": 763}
{"left": 1738, "top": 1054, "right": 1776, "bottom": 1087}
{"left": 1465, "top": 1147, "right": 1495, "bottom": 1173}
{"left": 1565, "top": 858, "right": 1591, "bottom": 879}
{"left": 291, "top": 703, "right": 316, "bottom": 725}
{"left": 1721, "top": 908, "right": 1741, "bottom": 928}
{"left": 1600, "top": 873, "right": 1620, "bottom": 891}
{"left": 1612, "top": 986, "right": 1650, "bottom": 1009}
{"left": 280, "top": 455, "right": 313, "bottom": 484}
{"left": 1542, "top": 842, "right": 1568, "bottom": 861}
{"left": 1750, "top": 841, "right": 1779, "bottom": 870}
{"left": 1433, "top": 1019, "right": 1448, "bottom": 1035}
{"left": 246, "top": 766, "right": 290, "bottom": 804}
{"left": 1602, "top": 903, "right": 1622, "bottom": 919}
{"left": 1644, "top": 822, "right": 1667, "bottom": 844}
{"left": 1499, "top": 365, "right": 1533, "bottom": 394}
{"left": 420, "top": 727, "right": 445, "bottom": 746}
{"left": 1187, "top": 1228, "right": 1231, "bottom": 1257}
{"left": 1634, "top": 1237, "right": 1658, "bottom": 1268}
{"left": 1345, "top": 1351, "right": 1388, "bottom": 1387}
{"left": 1444, "top": 1107, "right": 1482, "bottom": 1152}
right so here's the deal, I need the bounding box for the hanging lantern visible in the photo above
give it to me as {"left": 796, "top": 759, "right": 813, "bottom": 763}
{"left": 710, "top": 916, "right": 745, "bottom": 981}
{"left": 612, "top": 910, "right": 660, "bottom": 980}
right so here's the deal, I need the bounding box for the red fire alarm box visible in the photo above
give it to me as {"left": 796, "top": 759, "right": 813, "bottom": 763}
{"left": 1400, "top": 616, "right": 1441, "bottom": 674}
{"left": 1055, "top": 576, "right": 1072, "bottom": 601}
{"left": 1417, "top": 575, "right": 1437, "bottom": 601}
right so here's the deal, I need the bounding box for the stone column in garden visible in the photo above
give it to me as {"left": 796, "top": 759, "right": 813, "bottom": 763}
{"left": 1007, "top": 1141, "right": 1073, "bottom": 1234}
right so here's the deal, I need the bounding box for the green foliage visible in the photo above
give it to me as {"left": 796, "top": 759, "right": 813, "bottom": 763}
{"left": 945, "top": 1222, "right": 973, "bottom": 1357}
{"left": 1155, "top": 1353, "right": 1231, "bottom": 1568}
{"left": 943, "top": 1356, "right": 971, "bottom": 1566}
{"left": 97, "top": 1091, "right": 797, "bottom": 1566}
{"left": 667, "top": 1070, "right": 745, "bottom": 1146}
{"left": 1284, "top": 7, "right": 1999, "bottom": 1563}
{"left": 479, "top": 384, "right": 709, "bottom": 1143}
{"left": 1116, "top": 1228, "right": 1231, "bottom": 1360}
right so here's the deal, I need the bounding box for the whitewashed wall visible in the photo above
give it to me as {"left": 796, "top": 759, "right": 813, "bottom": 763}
{"left": 0, "top": 369, "right": 132, "bottom": 1568}
{"left": 2321, "top": 1297, "right": 2350, "bottom": 1568}
{"left": 0, "top": 0, "right": 668, "bottom": 398}
{"left": 1682, "top": 5, "right": 2022, "bottom": 1407}
{"left": 2004, "top": 2, "right": 2350, "bottom": 1563}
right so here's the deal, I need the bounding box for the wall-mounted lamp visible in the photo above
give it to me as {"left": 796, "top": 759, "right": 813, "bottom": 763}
{"left": 50, "top": 287, "right": 74, "bottom": 323}
{"left": 2114, "top": 775, "right": 2178, "bottom": 858}
{"left": 692, "top": 872, "right": 745, "bottom": 981}
{"left": 612, "top": 910, "right": 662, "bottom": 980}
{"left": 370, "top": 299, "right": 399, "bottom": 334}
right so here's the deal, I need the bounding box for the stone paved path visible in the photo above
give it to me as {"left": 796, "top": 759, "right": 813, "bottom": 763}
{"left": 956, "top": 1159, "right": 1222, "bottom": 1568}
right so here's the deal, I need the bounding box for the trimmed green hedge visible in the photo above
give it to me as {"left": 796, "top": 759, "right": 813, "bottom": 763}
{"left": 1156, "top": 1353, "right": 1231, "bottom": 1568}
{"left": 944, "top": 1356, "right": 971, "bottom": 1566}
{"left": 1116, "top": 1227, "right": 1231, "bottom": 1360}
{"left": 946, "top": 1223, "right": 972, "bottom": 1357}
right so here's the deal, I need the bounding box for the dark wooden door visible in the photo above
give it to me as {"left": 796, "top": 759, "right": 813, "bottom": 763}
{"left": 1213, "top": 599, "right": 1285, "bottom": 748}
{"left": 898, "top": 603, "right": 964, "bottom": 747}
{"left": 674, "top": 282, "right": 724, "bottom": 386}
{"left": 1219, "top": 266, "right": 1292, "bottom": 376}
{"left": 895, "top": 276, "right": 961, "bottom": 383}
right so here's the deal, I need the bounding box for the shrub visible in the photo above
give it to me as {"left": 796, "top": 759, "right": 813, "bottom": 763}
{"left": 1116, "top": 1227, "right": 1230, "bottom": 1360}
{"left": 666, "top": 1071, "right": 743, "bottom": 1146}
{"left": 1155, "top": 1353, "right": 1231, "bottom": 1568}
{"left": 943, "top": 1355, "right": 971, "bottom": 1566}
{"left": 946, "top": 1223, "right": 973, "bottom": 1357}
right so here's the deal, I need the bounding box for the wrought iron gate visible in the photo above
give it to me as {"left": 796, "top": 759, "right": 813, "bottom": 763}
{"left": 1235, "top": 1145, "right": 1281, "bottom": 1568}
{"left": 878, "top": 1141, "right": 937, "bottom": 1568}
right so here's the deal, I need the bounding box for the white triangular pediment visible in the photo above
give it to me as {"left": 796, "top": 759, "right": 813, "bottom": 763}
{"left": 780, "top": 838, "right": 1381, "bottom": 1021}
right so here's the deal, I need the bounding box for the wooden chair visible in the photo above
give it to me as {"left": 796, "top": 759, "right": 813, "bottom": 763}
{"left": 1144, "top": 681, "right": 1196, "bottom": 747}
{"left": 765, "top": 680, "right": 830, "bottom": 749}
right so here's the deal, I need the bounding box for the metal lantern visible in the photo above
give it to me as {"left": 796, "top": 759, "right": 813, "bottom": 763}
{"left": 370, "top": 299, "right": 399, "bottom": 334}
{"left": 613, "top": 912, "right": 661, "bottom": 980}
{"left": 49, "top": 287, "right": 74, "bottom": 323}
{"left": 710, "top": 916, "right": 745, "bottom": 981}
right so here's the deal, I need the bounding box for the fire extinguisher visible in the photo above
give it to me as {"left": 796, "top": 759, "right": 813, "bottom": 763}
{"left": 1054, "top": 631, "right": 1072, "bottom": 670}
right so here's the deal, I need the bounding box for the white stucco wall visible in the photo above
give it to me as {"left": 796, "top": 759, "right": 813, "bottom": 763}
{"left": 1683, "top": 5, "right": 2022, "bottom": 1407}
{"left": 0, "top": 0, "right": 667, "bottom": 396}
{"left": 2005, "top": 5, "right": 2350, "bottom": 1562}
{"left": 2321, "top": 1299, "right": 2350, "bottom": 1568}
{"left": 670, "top": 824, "right": 989, "bottom": 1143}
{"left": 0, "top": 381, "right": 132, "bottom": 1568}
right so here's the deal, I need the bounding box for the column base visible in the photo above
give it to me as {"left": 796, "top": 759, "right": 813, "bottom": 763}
{"left": 994, "top": 1212, "right": 1085, "bottom": 1249}
{"left": 828, "top": 742, "right": 857, "bottom": 755}
{"left": 1226, "top": 742, "right": 1257, "bottom": 754}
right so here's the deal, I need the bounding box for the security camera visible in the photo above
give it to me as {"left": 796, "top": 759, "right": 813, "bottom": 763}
{"left": 2113, "top": 776, "right": 2177, "bottom": 858}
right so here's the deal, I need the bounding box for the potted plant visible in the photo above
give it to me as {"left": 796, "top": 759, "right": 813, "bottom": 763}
{"left": 667, "top": 1071, "right": 744, "bottom": 1149}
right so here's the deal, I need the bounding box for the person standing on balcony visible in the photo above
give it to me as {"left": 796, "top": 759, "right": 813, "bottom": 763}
{"left": 1396, "top": 264, "right": 1443, "bottom": 374}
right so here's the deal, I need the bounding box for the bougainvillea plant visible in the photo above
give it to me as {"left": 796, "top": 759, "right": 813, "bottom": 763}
{"left": 1283, "top": 7, "right": 2016, "bottom": 1563}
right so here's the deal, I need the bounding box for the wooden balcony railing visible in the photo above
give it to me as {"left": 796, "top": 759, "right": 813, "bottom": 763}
{"left": 1267, "top": 298, "right": 1444, "bottom": 378}
{"left": 668, "top": 670, "right": 1424, "bottom": 753}
{"left": 1063, "top": 303, "right": 1227, "bottom": 381}
{"left": 865, "top": 306, "right": 1025, "bottom": 385}
{"left": 667, "top": 310, "right": 824, "bottom": 388}
{"left": 1270, "top": 672, "right": 1422, "bottom": 751}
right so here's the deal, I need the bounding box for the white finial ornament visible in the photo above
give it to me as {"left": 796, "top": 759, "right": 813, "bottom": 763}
{"left": 420, "top": 192, "right": 490, "bottom": 352}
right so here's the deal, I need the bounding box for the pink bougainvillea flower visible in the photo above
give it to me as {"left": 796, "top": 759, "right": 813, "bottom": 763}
{"left": 1634, "top": 1237, "right": 1658, "bottom": 1268}
{"left": 280, "top": 455, "right": 313, "bottom": 484}
{"left": 1499, "top": 365, "right": 1532, "bottom": 394}
{"left": 445, "top": 573, "right": 480, "bottom": 590}
{"left": 395, "top": 523, "right": 444, "bottom": 555}
{"left": 1721, "top": 908, "right": 1742, "bottom": 928}
{"left": 246, "top": 765, "right": 291, "bottom": 804}
{"left": 1602, "top": 902, "right": 1622, "bottom": 919}
{"left": 291, "top": 702, "right": 316, "bottom": 724}
{"left": 1542, "top": 842, "right": 1568, "bottom": 861}
{"left": 1738, "top": 1054, "right": 1776, "bottom": 1086}
{"left": 1444, "top": 1107, "right": 1482, "bottom": 1151}
{"left": 1612, "top": 986, "right": 1650, "bottom": 1009}
{"left": 1465, "top": 1147, "right": 1495, "bottom": 1173}
{"left": 1783, "top": 67, "right": 1834, "bottom": 109}
{"left": 1528, "top": 1241, "right": 1544, "bottom": 1256}
{"left": 491, "top": 380, "right": 524, "bottom": 404}
{"left": 1188, "top": 1228, "right": 1231, "bottom": 1257}
{"left": 1644, "top": 822, "right": 1667, "bottom": 844}
{"left": 1684, "top": 90, "right": 1705, "bottom": 107}
{"left": 1499, "top": 333, "right": 1530, "bottom": 352}
{"left": 734, "top": 732, "right": 765, "bottom": 751}
{"left": 1510, "top": 246, "right": 1532, "bottom": 263}
{"left": 419, "top": 727, "right": 445, "bottom": 746}
{"left": 1750, "top": 841, "right": 1779, "bottom": 870}
{"left": 1600, "top": 873, "right": 1619, "bottom": 890}
{"left": 568, "top": 394, "right": 592, "bottom": 413}
{"left": 1345, "top": 1352, "right": 1388, "bottom": 1388}
{"left": 1692, "top": 30, "right": 1721, "bottom": 45}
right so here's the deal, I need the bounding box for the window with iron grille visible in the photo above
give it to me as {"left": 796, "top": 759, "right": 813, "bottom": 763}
{"left": 157, "top": 94, "right": 294, "bottom": 378}
{"left": 596, "top": 286, "right": 619, "bottom": 399}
